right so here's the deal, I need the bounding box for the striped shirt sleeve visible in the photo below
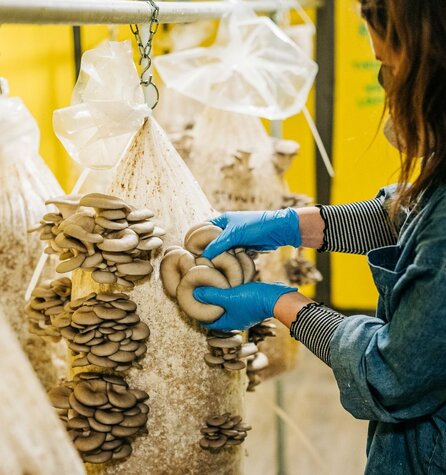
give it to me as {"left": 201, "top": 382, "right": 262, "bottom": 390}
{"left": 317, "top": 198, "right": 397, "bottom": 255}
{"left": 290, "top": 303, "right": 346, "bottom": 366}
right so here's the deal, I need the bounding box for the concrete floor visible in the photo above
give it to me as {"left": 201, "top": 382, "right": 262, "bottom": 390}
{"left": 244, "top": 346, "right": 368, "bottom": 475}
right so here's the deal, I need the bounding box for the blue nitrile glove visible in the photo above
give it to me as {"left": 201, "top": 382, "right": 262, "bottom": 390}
{"left": 201, "top": 209, "right": 301, "bottom": 260}
{"left": 193, "top": 282, "right": 297, "bottom": 331}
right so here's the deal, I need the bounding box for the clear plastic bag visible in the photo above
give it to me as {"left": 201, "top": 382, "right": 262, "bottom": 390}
{"left": 53, "top": 40, "right": 150, "bottom": 170}
{"left": 154, "top": 4, "right": 318, "bottom": 120}
{"left": 0, "top": 80, "right": 66, "bottom": 389}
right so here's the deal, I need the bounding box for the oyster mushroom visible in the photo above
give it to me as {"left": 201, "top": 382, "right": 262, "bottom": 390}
{"left": 204, "top": 330, "right": 259, "bottom": 372}
{"left": 97, "top": 229, "right": 139, "bottom": 252}
{"left": 184, "top": 224, "right": 222, "bottom": 256}
{"left": 32, "top": 193, "right": 165, "bottom": 286}
{"left": 176, "top": 266, "right": 230, "bottom": 322}
{"left": 45, "top": 194, "right": 81, "bottom": 218}
{"left": 49, "top": 373, "right": 149, "bottom": 464}
{"left": 160, "top": 247, "right": 194, "bottom": 297}
{"left": 55, "top": 292, "right": 149, "bottom": 371}
{"left": 211, "top": 252, "right": 243, "bottom": 287}
{"left": 79, "top": 193, "right": 131, "bottom": 211}
{"left": 199, "top": 413, "right": 251, "bottom": 452}
{"left": 160, "top": 222, "right": 256, "bottom": 322}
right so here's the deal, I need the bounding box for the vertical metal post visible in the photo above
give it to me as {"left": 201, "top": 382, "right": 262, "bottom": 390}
{"left": 72, "top": 26, "right": 82, "bottom": 81}
{"left": 315, "top": 0, "right": 335, "bottom": 305}
{"left": 271, "top": 117, "right": 287, "bottom": 475}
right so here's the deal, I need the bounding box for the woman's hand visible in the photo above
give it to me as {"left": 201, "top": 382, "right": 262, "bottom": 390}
{"left": 193, "top": 282, "right": 298, "bottom": 331}
{"left": 201, "top": 209, "right": 301, "bottom": 260}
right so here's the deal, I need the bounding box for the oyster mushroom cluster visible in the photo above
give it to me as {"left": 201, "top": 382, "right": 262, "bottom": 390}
{"left": 205, "top": 330, "right": 258, "bottom": 371}
{"left": 245, "top": 319, "right": 276, "bottom": 391}
{"left": 52, "top": 291, "right": 149, "bottom": 372}
{"left": 285, "top": 253, "right": 323, "bottom": 286}
{"left": 273, "top": 139, "right": 300, "bottom": 176}
{"left": 25, "top": 277, "right": 72, "bottom": 340}
{"left": 48, "top": 372, "right": 149, "bottom": 464}
{"left": 199, "top": 413, "right": 252, "bottom": 451}
{"left": 247, "top": 352, "right": 270, "bottom": 392}
{"left": 160, "top": 222, "right": 256, "bottom": 322}
{"left": 248, "top": 319, "right": 277, "bottom": 345}
{"left": 31, "top": 193, "right": 165, "bottom": 288}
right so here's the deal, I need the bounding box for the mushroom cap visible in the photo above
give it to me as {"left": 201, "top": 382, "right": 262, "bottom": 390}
{"left": 207, "top": 334, "right": 243, "bottom": 348}
{"left": 135, "top": 343, "right": 147, "bottom": 358}
{"left": 120, "top": 413, "right": 148, "bottom": 428}
{"left": 184, "top": 224, "right": 222, "bottom": 256}
{"left": 81, "top": 252, "right": 103, "bottom": 268}
{"left": 204, "top": 354, "right": 225, "bottom": 365}
{"left": 97, "top": 228, "right": 139, "bottom": 252}
{"left": 128, "top": 221, "right": 155, "bottom": 235}
{"left": 111, "top": 425, "right": 140, "bottom": 438}
{"left": 88, "top": 417, "right": 112, "bottom": 433}
{"left": 69, "top": 392, "right": 95, "bottom": 417}
{"left": 59, "top": 211, "right": 96, "bottom": 232}
{"left": 87, "top": 353, "right": 119, "bottom": 369}
{"left": 112, "top": 443, "right": 132, "bottom": 460}
{"left": 163, "top": 245, "right": 183, "bottom": 255}
{"left": 130, "top": 389, "right": 150, "bottom": 402}
{"left": 91, "top": 341, "right": 120, "bottom": 357}
{"left": 63, "top": 223, "right": 104, "bottom": 244}
{"left": 209, "top": 435, "right": 228, "bottom": 449}
{"left": 108, "top": 350, "right": 136, "bottom": 363}
{"left": 74, "top": 430, "right": 106, "bottom": 453}
{"left": 110, "top": 299, "right": 137, "bottom": 312}
{"left": 101, "top": 252, "right": 133, "bottom": 264}
{"left": 82, "top": 450, "right": 113, "bottom": 464}
{"left": 56, "top": 254, "right": 86, "bottom": 274}
{"left": 92, "top": 271, "right": 118, "bottom": 285}
{"left": 136, "top": 236, "right": 163, "bottom": 251}
{"left": 54, "top": 233, "right": 87, "bottom": 252}
{"left": 45, "top": 194, "right": 81, "bottom": 218}
{"left": 183, "top": 222, "right": 211, "bottom": 245}
{"left": 48, "top": 386, "right": 72, "bottom": 409}
{"left": 160, "top": 249, "right": 188, "bottom": 298}
{"left": 206, "top": 415, "right": 227, "bottom": 427}
{"left": 176, "top": 266, "right": 230, "bottom": 322}
{"left": 107, "top": 387, "right": 137, "bottom": 409}
{"left": 93, "top": 305, "right": 126, "bottom": 320}
{"left": 223, "top": 360, "right": 246, "bottom": 371}
{"left": 211, "top": 252, "right": 243, "bottom": 287}
{"left": 116, "top": 260, "right": 153, "bottom": 276}
{"left": 80, "top": 193, "right": 131, "bottom": 211}
{"left": 95, "top": 216, "right": 128, "bottom": 231}
{"left": 98, "top": 209, "right": 127, "bottom": 220}
{"left": 72, "top": 310, "right": 102, "bottom": 326}
{"left": 126, "top": 208, "right": 154, "bottom": 221}
{"left": 73, "top": 380, "right": 108, "bottom": 407}
{"left": 235, "top": 251, "right": 256, "bottom": 283}
{"left": 94, "top": 409, "right": 125, "bottom": 425}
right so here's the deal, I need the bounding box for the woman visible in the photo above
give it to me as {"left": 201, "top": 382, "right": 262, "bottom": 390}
{"left": 193, "top": 1, "right": 446, "bottom": 473}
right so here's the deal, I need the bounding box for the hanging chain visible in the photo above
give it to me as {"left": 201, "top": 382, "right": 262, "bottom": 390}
{"left": 130, "top": 0, "right": 160, "bottom": 109}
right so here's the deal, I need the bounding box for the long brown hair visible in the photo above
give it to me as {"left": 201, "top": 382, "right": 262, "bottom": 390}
{"left": 360, "top": 0, "right": 446, "bottom": 211}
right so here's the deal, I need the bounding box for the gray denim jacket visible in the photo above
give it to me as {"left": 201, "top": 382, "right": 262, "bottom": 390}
{"left": 330, "top": 184, "right": 446, "bottom": 474}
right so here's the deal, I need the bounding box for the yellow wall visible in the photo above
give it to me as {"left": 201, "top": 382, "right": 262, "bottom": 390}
{"left": 331, "top": 0, "right": 400, "bottom": 308}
